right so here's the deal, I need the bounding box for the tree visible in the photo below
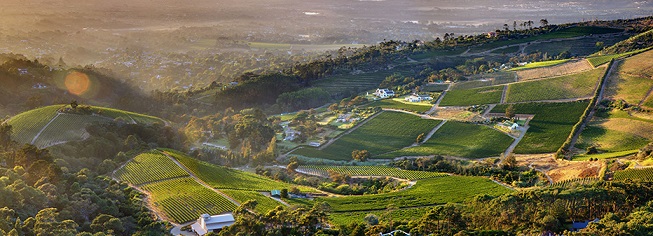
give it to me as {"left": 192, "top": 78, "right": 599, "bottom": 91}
{"left": 416, "top": 133, "right": 425, "bottom": 144}
{"left": 502, "top": 153, "right": 517, "bottom": 170}
{"left": 280, "top": 189, "right": 289, "bottom": 198}
{"left": 595, "top": 41, "right": 605, "bottom": 49}
{"left": 287, "top": 161, "right": 299, "bottom": 172}
{"left": 540, "top": 18, "right": 549, "bottom": 27}
{"left": 70, "top": 100, "right": 78, "bottom": 109}
{"left": 505, "top": 104, "right": 516, "bottom": 119}
{"left": 364, "top": 214, "right": 379, "bottom": 226}
{"left": 328, "top": 103, "right": 339, "bottom": 111}
{"left": 351, "top": 150, "right": 370, "bottom": 162}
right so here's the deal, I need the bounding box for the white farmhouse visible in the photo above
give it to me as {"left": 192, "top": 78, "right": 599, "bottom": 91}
{"left": 191, "top": 213, "right": 236, "bottom": 235}
{"left": 374, "top": 88, "right": 395, "bottom": 98}
{"left": 404, "top": 93, "right": 432, "bottom": 103}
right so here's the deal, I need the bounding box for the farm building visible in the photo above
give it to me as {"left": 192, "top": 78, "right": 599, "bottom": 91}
{"left": 502, "top": 121, "right": 520, "bottom": 130}
{"left": 191, "top": 213, "right": 235, "bottom": 235}
{"left": 405, "top": 93, "right": 432, "bottom": 102}
{"left": 271, "top": 189, "right": 281, "bottom": 198}
{"left": 374, "top": 88, "right": 395, "bottom": 98}
{"left": 336, "top": 113, "right": 353, "bottom": 123}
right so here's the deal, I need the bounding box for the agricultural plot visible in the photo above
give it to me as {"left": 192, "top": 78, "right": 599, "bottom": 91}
{"left": 587, "top": 47, "right": 652, "bottom": 67}
{"left": 523, "top": 34, "right": 629, "bottom": 57}
{"left": 604, "top": 50, "right": 653, "bottom": 105}
{"left": 510, "top": 59, "right": 570, "bottom": 71}
{"left": 319, "top": 176, "right": 511, "bottom": 212}
{"left": 363, "top": 98, "right": 433, "bottom": 113}
{"left": 379, "top": 121, "right": 514, "bottom": 159}
{"left": 515, "top": 59, "right": 594, "bottom": 81}
{"left": 506, "top": 67, "right": 605, "bottom": 103}
{"left": 291, "top": 112, "right": 442, "bottom": 160}
{"left": 492, "top": 101, "right": 590, "bottom": 153}
{"left": 115, "top": 152, "right": 189, "bottom": 186}
{"left": 165, "top": 150, "right": 306, "bottom": 191}
{"left": 421, "top": 84, "right": 449, "bottom": 92}
{"left": 574, "top": 126, "right": 649, "bottom": 153}
{"left": 6, "top": 105, "right": 61, "bottom": 144}
{"left": 221, "top": 190, "right": 283, "bottom": 214}
{"left": 549, "top": 177, "right": 600, "bottom": 188}
{"left": 439, "top": 86, "right": 503, "bottom": 106}
{"left": 614, "top": 168, "right": 653, "bottom": 182}
{"left": 456, "top": 71, "right": 517, "bottom": 90}
{"left": 330, "top": 207, "right": 430, "bottom": 226}
{"left": 141, "top": 177, "right": 237, "bottom": 223}
{"left": 312, "top": 66, "right": 417, "bottom": 95}
{"left": 297, "top": 165, "right": 447, "bottom": 180}
{"left": 97, "top": 107, "right": 165, "bottom": 125}
{"left": 32, "top": 113, "right": 108, "bottom": 148}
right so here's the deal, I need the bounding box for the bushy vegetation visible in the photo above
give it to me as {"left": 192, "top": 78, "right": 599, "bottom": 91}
{"left": 493, "top": 101, "right": 590, "bottom": 153}
{"left": 440, "top": 86, "right": 503, "bottom": 106}
{"left": 380, "top": 121, "right": 514, "bottom": 159}
{"left": 506, "top": 67, "right": 604, "bottom": 103}
{"left": 114, "top": 151, "right": 189, "bottom": 186}
{"left": 292, "top": 112, "right": 441, "bottom": 160}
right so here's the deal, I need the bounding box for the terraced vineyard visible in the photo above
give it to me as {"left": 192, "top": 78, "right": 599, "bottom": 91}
{"left": 506, "top": 67, "right": 605, "bottom": 103}
{"left": 297, "top": 165, "right": 447, "bottom": 180}
{"left": 515, "top": 59, "right": 594, "bottom": 81}
{"left": 6, "top": 105, "right": 61, "bottom": 144}
{"left": 141, "top": 177, "right": 237, "bottom": 223}
{"left": 319, "top": 176, "right": 511, "bottom": 212}
{"left": 379, "top": 121, "right": 514, "bottom": 159}
{"left": 164, "top": 149, "right": 306, "bottom": 191}
{"left": 492, "top": 101, "right": 590, "bottom": 153}
{"left": 613, "top": 168, "right": 653, "bottom": 182}
{"left": 115, "top": 152, "right": 189, "bottom": 186}
{"left": 291, "top": 111, "right": 442, "bottom": 160}
{"left": 221, "top": 190, "right": 283, "bottom": 214}
{"left": 439, "top": 86, "right": 503, "bottom": 106}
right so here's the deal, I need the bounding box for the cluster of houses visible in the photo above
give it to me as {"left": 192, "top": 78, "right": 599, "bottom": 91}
{"left": 372, "top": 88, "right": 432, "bottom": 103}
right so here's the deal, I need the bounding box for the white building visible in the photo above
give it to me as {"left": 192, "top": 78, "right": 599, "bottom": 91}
{"left": 404, "top": 93, "right": 432, "bottom": 102}
{"left": 374, "top": 88, "right": 395, "bottom": 98}
{"left": 191, "top": 213, "right": 236, "bottom": 235}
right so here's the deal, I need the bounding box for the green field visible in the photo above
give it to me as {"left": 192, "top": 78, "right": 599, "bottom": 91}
{"left": 492, "top": 101, "right": 590, "bottom": 153}
{"left": 505, "top": 68, "right": 604, "bottom": 103}
{"left": 330, "top": 207, "right": 431, "bottom": 226}
{"left": 291, "top": 112, "right": 442, "bottom": 160}
{"left": 318, "top": 176, "right": 511, "bottom": 212}
{"left": 141, "top": 177, "right": 237, "bottom": 223}
{"left": 456, "top": 72, "right": 517, "bottom": 90}
{"left": 378, "top": 121, "right": 514, "bottom": 159}
{"left": 6, "top": 105, "right": 61, "bottom": 144}
{"left": 165, "top": 149, "right": 308, "bottom": 191}
{"left": 587, "top": 47, "right": 652, "bottom": 67}
{"left": 115, "top": 152, "right": 190, "bottom": 186}
{"left": 439, "top": 86, "right": 503, "bottom": 106}
{"left": 510, "top": 59, "right": 570, "bottom": 71}
{"left": 297, "top": 165, "right": 447, "bottom": 180}
{"left": 613, "top": 168, "right": 653, "bottom": 182}
{"left": 363, "top": 98, "right": 433, "bottom": 113}
{"left": 221, "top": 190, "right": 284, "bottom": 214}
{"left": 32, "top": 113, "right": 109, "bottom": 148}
{"left": 574, "top": 126, "right": 650, "bottom": 153}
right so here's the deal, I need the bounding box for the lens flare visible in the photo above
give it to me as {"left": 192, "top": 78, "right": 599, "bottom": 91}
{"left": 64, "top": 71, "right": 91, "bottom": 95}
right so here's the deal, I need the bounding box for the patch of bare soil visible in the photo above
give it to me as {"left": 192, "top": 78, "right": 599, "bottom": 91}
{"left": 430, "top": 108, "right": 486, "bottom": 122}
{"left": 516, "top": 154, "right": 605, "bottom": 183}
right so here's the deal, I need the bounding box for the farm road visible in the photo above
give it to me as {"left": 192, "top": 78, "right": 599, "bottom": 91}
{"left": 30, "top": 112, "right": 61, "bottom": 145}
{"left": 428, "top": 83, "right": 452, "bottom": 115}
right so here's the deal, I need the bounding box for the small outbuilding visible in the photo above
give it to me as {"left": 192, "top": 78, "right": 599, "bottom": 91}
{"left": 271, "top": 189, "right": 281, "bottom": 198}
{"left": 191, "top": 213, "right": 235, "bottom": 236}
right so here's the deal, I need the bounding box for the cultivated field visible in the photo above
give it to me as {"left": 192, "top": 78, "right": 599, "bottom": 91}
{"left": 379, "top": 121, "right": 514, "bottom": 159}
{"left": 515, "top": 59, "right": 594, "bottom": 81}
{"left": 312, "top": 66, "right": 416, "bottom": 95}
{"left": 587, "top": 47, "right": 652, "bottom": 67}
{"left": 510, "top": 59, "right": 570, "bottom": 71}
{"left": 506, "top": 67, "right": 605, "bottom": 103}
{"left": 291, "top": 112, "right": 442, "bottom": 160}
{"left": 364, "top": 98, "right": 433, "bottom": 113}
{"left": 330, "top": 207, "right": 430, "bottom": 226}
{"left": 457, "top": 71, "right": 516, "bottom": 90}
{"left": 614, "top": 168, "right": 653, "bottom": 182}
{"left": 492, "top": 102, "right": 590, "bottom": 154}
{"left": 604, "top": 50, "right": 653, "bottom": 105}
{"left": 318, "top": 176, "right": 511, "bottom": 212}
{"left": 574, "top": 126, "right": 649, "bottom": 153}
{"left": 221, "top": 190, "right": 284, "bottom": 214}
{"left": 32, "top": 113, "right": 108, "bottom": 148}
{"left": 6, "top": 105, "right": 61, "bottom": 144}
{"left": 439, "top": 86, "right": 503, "bottom": 106}
{"left": 115, "top": 152, "right": 190, "bottom": 186}
{"left": 141, "top": 177, "right": 237, "bottom": 223}
{"left": 296, "top": 165, "right": 447, "bottom": 180}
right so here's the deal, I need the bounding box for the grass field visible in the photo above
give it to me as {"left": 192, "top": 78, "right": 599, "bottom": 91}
{"left": 573, "top": 150, "right": 639, "bottom": 161}
{"left": 492, "top": 101, "right": 590, "bottom": 154}
{"left": 439, "top": 86, "right": 503, "bottom": 106}
{"left": 318, "top": 176, "right": 511, "bottom": 212}
{"left": 296, "top": 165, "right": 447, "bottom": 180}
{"left": 506, "top": 67, "right": 605, "bottom": 103}
{"left": 291, "top": 112, "right": 442, "bottom": 160}
{"left": 510, "top": 59, "right": 570, "bottom": 71}
{"left": 164, "top": 149, "right": 309, "bottom": 191}
{"left": 141, "top": 177, "right": 237, "bottom": 223}
{"left": 115, "top": 152, "right": 189, "bottom": 186}
{"left": 363, "top": 98, "right": 433, "bottom": 113}
{"left": 378, "top": 121, "right": 514, "bottom": 159}
{"left": 221, "top": 190, "right": 283, "bottom": 214}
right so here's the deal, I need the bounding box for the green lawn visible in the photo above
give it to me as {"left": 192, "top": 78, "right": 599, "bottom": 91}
{"left": 492, "top": 101, "right": 590, "bottom": 154}
{"left": 378, "top": 121, "right": 514, "bottom": 159}
{"left": 363, "top": 98, "right": 433, "bottom": 113}
{"left": 318, "top": 176, "right": 511, "bottom": 212}
{"left": 510, "top": 59, "right": 570, "bottom": 71}
{"left": 440, "top": 86, "right": 503, "bottom": 106}
{"left": 291, "top": 111, "right": 442, "bottom": 160}
{"left": 506, "top": 68, "right": 605, "bottom": 103}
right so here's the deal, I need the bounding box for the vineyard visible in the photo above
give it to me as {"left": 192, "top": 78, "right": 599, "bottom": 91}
{"left": 510, "top": 59, "right": 570, "bottom": 71}
{"left": 515, "top": 59, "right": 593, "bottom": 81}
{"left": 330, "top": 207, "right": 430, "bottom": 226}
{"left": 164, "top": 149, "right": 308, "bottom": 191}
{"left": 32, "top": 113, "right": 109, "bottom": 148}
{"left": 96, "top": 107, "right": 165, "bottom": 125}
{"left": 296, "top": 165, "right": 447, "bottom": 180}
{"left": 115, "top": 152, "right": 189, "bottom": 186}
{"left": 221, "top": 190, "right": 283, "bottom": 214}
{"left": 604, "top": 50, "right": 653, "bottom": 105}
{"left": 587, "top": 47, "right": 652, "bottom": 67}
{"left": 613, "top": 168, "right": 653, "bottom": 182}
{"left": 574, "top": 125, "right": 649, "bottom": 154}
{"left": 378, "top": 121, "right": 514, "bottom": 159}
{"left": 6, "top": 105, "right": 61, "bottom": 144}
{"left": 455, "top": 71, "right": 516, "bottom": 90}
{"left": 506, "top": 67, "right": 604, "bottom": 103}
{"left": 141, "top": 177, "right": 237, "bottom": 223}
{"left": 492, "top": 101, "right": 590, "bottom": 153}
{"left": 292, "top": 111, "right": 441, "bottom": 160}
{"left": 364, "top": 98, "right": 433, "bottom": 113}
{"left": 549, "top": 177, "right": 600, "bottom": 188}
{"left": 319, "top": 176, "right": 511, "bottom": 212}
{"left": 312, "top": 66, "right": 416, "bottom": 95}
{"left": 439, "top": 86, "right": 503, "bottom": 106}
